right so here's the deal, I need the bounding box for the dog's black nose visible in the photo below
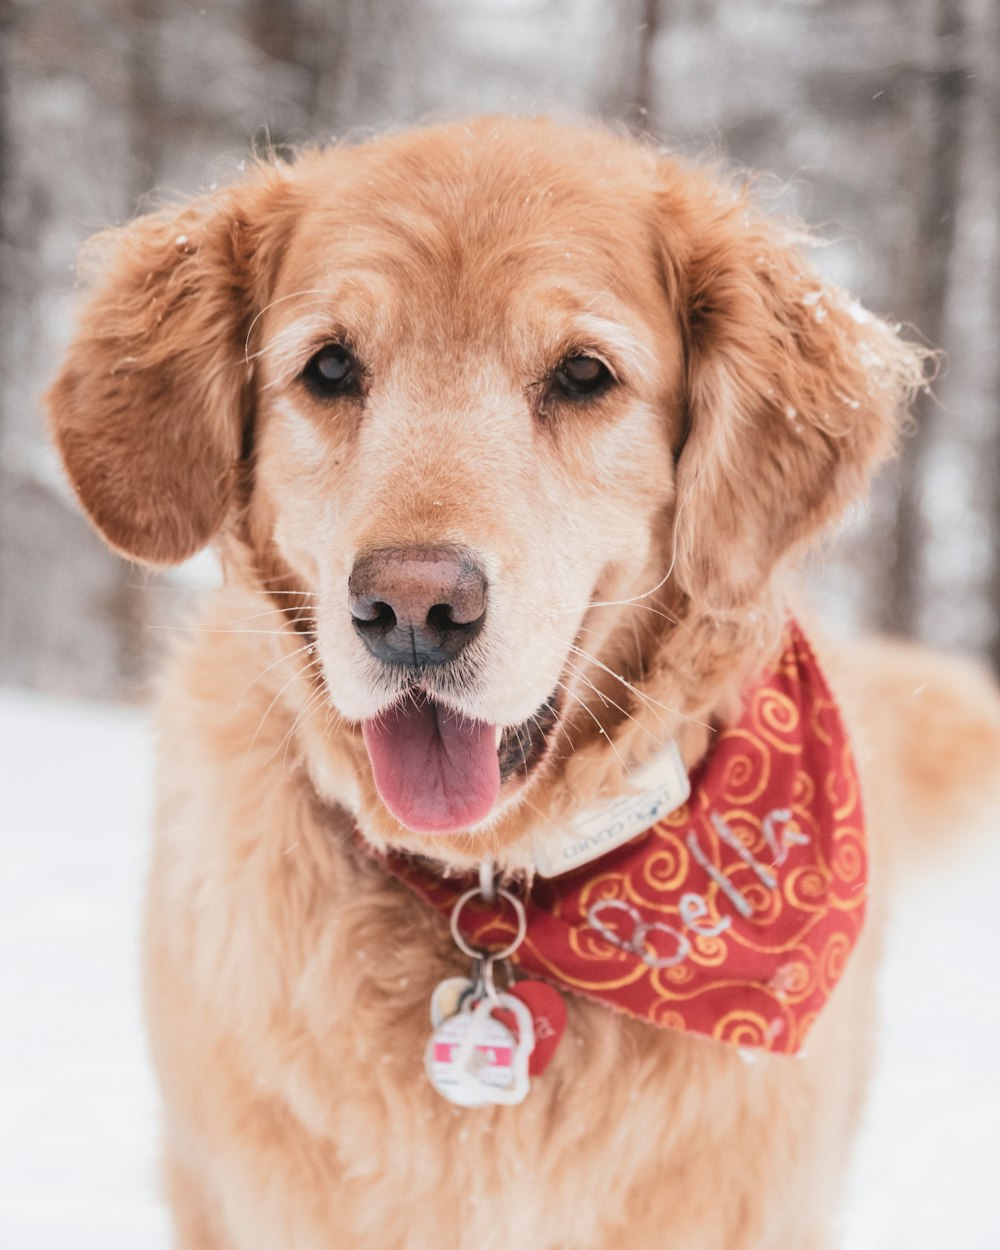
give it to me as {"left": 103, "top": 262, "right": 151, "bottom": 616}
{"left": 348, "top": 546, "right": 488, "bottom": 667}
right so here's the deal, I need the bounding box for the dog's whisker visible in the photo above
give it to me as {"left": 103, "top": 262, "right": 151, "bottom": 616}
{"left": 269, "top": 683, "right": 328, "bottom": 774}
{"left": 233, "top": 566, "right": 319, "bottom": 593}
{"left": 242, "top": 654, "right": 326, "bottom": 772}
{"left": 529, "top": 630, "right": 660, "bottom": 725}
{"left": 561, "top": 657, "right": 671, "bottom": 751}
{"left": 511, "top": 722, "right": 531, "bottom": 784}
{"left": 148, "top": 625, "right": 307, "bottom": 637}
{"left": 276, "top": 678, "right": 332, "bottom": 771}
{"left": 254, "top": 588, "right": 321, "bottom": 597}
{"left": 566, "top": 643, "right": 715, "bottom": 732}
{"left": 572, "top": 598, "right": 680, "bottom": 626}
{"left": 585, "top": 591, "right": 677, "bottom": 616}
{"left": 561, "top": 659, "right": 614, "bottom": 710}
{"left": 553, "top": 679, "right": 635, "bottom": 783}
{"left": 239, "top": 638, "right": 319, "bottom": 704}
{"left": 627, "top": 610, "right": 644, "bottom": 685}
{"left": 194, "top": 606, "right": 319, "bottom": 627}
{"left": 247, "top": 575, "right": 320, "bottom": 594}
{"left": 318, "top": 699, "right": 346, "bottom": 755}
{"left": 245, "top": 322, "right": 314, "bottom": 366}
{"left": 243, "top": 288, "right": 330, "bottom": 362}
{"left": 565, "top": 563, "right": 680, "bottom": 615}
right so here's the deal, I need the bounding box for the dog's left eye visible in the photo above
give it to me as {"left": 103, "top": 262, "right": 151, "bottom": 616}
{"left": 301, "top": 344, "right": 360, "bottom": 398}
{"left": 551, "top": 354, "right": 615, "bottom": 399}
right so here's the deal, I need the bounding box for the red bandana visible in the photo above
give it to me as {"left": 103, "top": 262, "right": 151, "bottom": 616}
{"left": 382, "top": 622, "right": 866, "bottom": 1055}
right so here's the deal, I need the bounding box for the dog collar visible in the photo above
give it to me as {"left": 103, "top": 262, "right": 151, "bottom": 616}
{"left": 380, "top": 621, "right": 867, "bottom": 1055}
{"left": 532, "top": 738, "right": 691, "bottom": 877}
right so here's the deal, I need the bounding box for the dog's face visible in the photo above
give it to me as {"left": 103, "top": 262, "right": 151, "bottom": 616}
{"left": 48, "top": 118, "right": 924, "bottom": 845}
{"left": 248, "top": 131, "right": 686, "bottom": 833}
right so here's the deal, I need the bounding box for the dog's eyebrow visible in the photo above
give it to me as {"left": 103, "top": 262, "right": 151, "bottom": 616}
{"left": 249, "top": 272, "right": 400, "bottom": 386}
{"left": 252, "top": 313, "right": 341, "bottom": 386}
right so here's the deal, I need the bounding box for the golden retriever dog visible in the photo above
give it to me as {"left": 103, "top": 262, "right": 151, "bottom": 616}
{"left": 47, "top": 117, "right": 1000, "bottom": 1249}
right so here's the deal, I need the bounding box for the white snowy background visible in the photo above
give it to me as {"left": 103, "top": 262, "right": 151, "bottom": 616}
{"left": 2, "top": 687, "right": 998, "bottom": 1249}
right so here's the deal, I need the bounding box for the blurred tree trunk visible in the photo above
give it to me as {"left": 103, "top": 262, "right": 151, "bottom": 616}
{"left": 127, "top": 0, "right": 163, "bottom": 194}
{"left": 0, "top": 2, "right": 16, "bottom": 618}
{"left": 105, "top": 0, "right": 165, "bottom": 693}
{"left": 0, "top": 3, "right": 21, "bottom": 442}
{"left": 884, "top": 0, "right": 968, "bottom": 637}
{"left": 0, "top": 5, "right": 11, "bottom": 449}
{"left": 990, "top": 11, "right": 1000, "bottom": 677}
{"left": 629, "top": 0, "right": 661, "bottom": 130}
{"left": 602, "top": 0, "right": 661, "bottom": 129}
{"left": 247, "top": 0, "right": 297, "bottom": 65}
{"left": 245, "top": 0, "right": 328, "bottom": 137}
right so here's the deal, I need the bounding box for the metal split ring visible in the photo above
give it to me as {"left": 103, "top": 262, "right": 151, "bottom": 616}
{"left": 449, "top": 884, "right": 527, "bottom": 962}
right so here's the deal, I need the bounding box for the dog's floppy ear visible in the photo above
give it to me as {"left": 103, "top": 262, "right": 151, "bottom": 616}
{"left": 662, "top": 173, "right": 929, "bottom": 610}
{"left": 46, "top": 171, "right": 289, "bottom": 567}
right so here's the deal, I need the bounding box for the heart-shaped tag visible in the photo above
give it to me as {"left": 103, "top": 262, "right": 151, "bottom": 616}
{"left": 509, "top": 981, "right": 566, "bottom": 1075}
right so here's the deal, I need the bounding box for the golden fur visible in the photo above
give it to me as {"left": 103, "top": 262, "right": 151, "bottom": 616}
{"left": 47, "top": 117, "right": 1000, "bottom": 1249}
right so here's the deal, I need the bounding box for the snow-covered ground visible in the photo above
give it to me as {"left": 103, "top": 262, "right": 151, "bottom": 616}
{"left": 1, "top": 690, "right": 166, "bottom": 1249}
{"left": 2, "top": 686, "right": 998, "bottom": 1248}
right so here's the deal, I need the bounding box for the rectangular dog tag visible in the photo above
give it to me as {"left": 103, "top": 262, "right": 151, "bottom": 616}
{"left": 425, "top": 995, "right": 534, "bottom": 1107}
{"left": 533, "top": 740, "right": 690, "bottom": 878}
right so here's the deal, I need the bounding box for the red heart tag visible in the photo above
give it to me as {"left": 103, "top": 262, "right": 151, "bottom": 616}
{"left": 510, "top": 980, "right": 567, "bottom": 1075}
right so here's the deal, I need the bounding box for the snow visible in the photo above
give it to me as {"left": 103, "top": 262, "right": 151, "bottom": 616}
{"left": 1, "top": 686, "right": 998, "bottom": 1247}
{"left": 0, "top": 690, "right": 168, "bottom": 1249}
{"left": 843, "top": 827, "right": 1000, "bottom": 1250}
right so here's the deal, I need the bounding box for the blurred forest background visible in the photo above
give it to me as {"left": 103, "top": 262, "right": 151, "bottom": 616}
{"left": 1, "top": 0, "right": 998, "bottom": 700}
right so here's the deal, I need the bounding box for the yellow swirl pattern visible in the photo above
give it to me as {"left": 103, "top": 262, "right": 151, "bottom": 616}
{"left": 714, "top": 1010, "right": 772, "bottom": 1048}
{"left": 717, "top": 731, "right": 770, "bottom": 803}
{"left": 751, "top": 687, "right": 800, "bottom": 753}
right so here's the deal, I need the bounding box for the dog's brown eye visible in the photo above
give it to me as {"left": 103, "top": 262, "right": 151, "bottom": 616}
{"left": 552, "top": 355, "right": 614, "bottom": 399}
{"left": 302, "top": 344, "right": 359, "bottom": 398}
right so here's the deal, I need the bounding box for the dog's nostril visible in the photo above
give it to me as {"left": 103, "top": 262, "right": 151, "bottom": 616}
{"left": 371, "top": 602, "right": 396, "bottom": 629}
{"left": 426, "top": 602, "right": 463, "bottom": 633}
{"left": 350, "top": 598, "right": 396, "bottom": 629}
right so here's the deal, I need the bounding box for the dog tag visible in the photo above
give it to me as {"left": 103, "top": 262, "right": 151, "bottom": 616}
{"left": 425, "top": 995, "right": 534, "bottom": 1107}
{"left": 430, "top": 976, "right": 475, "bottom": 1028}
{"left": 426, "top": 998, "right": 517, "bottom": 1107}
{"left": 509, "top": 981, "right": 566, "bottom": 1075}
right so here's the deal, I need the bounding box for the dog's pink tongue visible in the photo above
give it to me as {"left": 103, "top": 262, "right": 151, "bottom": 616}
{"left": 362, "top": 696, "right": 500, "bottom": 834}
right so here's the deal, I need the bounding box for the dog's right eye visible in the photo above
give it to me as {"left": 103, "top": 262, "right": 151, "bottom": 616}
{"left": 551, "top": 354, "right": 615, "bottom": 400}
{"left": 301, "top": 344, "right": 360, "bottom": 398}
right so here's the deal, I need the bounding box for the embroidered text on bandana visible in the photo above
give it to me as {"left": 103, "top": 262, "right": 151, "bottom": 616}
{"left": 383, "top": 623, "right": 866, "bottom": 1055}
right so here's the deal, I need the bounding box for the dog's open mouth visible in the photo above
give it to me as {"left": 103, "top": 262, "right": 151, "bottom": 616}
{"left": 361, "top": 691, "right": 559, "bottom": 835}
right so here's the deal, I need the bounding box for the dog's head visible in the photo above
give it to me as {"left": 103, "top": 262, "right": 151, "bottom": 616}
{"left": 47, "top": 118, "right": 925, "bottom": 851}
